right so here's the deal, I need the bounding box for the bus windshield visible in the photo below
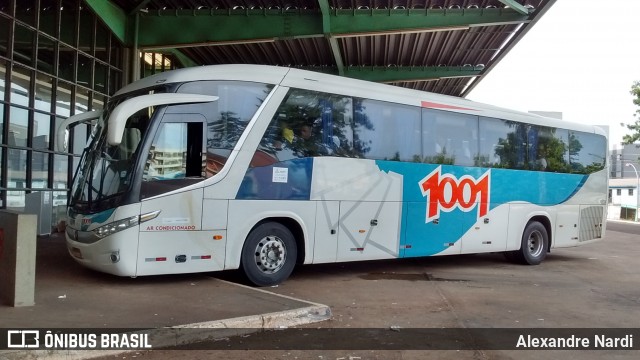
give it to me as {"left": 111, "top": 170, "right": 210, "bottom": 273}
{"left": 70, "top": 88, "right": 163, "bottom": 212}
{"left": 69, "top": 80, "right": 274, "bottom": 213}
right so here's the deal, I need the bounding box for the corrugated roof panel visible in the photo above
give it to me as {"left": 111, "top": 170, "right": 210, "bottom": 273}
{"left": 106, "top": 0, "right": 551, "bottom": 97}
{"left": 181, "top": 38, "right": 335, "bottom": 66}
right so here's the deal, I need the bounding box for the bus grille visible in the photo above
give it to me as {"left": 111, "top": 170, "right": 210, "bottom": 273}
{"left": 579, "top": 206, "right": 604, "bottom": 242}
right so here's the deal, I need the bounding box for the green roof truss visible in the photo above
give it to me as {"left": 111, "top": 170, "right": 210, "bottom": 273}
{"left": 130, "top": 7, "right": 530, "bottom": 49}
{"left": 84, "top": 0, "right": 128, "bottom": 44}
{"left": 497, "top": 0, "right": 532, "bottom": 16}
{"left": 318, "top": 0, "right": 344, "bottom": 76}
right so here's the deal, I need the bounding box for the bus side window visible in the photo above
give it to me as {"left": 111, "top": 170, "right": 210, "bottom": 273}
{"left": 423, "top": 109, "right": 478, "bottom": 166}
{"left": 257, "top": 89, "right": 356, "bottom": 164}
{"left": 142, "top": 121, "right": 204, "bottom": 181}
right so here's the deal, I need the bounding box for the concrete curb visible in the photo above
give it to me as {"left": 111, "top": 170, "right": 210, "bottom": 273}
{"left": 0, "top": 286, "right": 332, "bottom": 360}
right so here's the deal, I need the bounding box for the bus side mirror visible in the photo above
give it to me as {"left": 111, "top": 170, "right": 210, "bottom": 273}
{"left": 107, "top": 93, "right": 218, "bottom": 146}
{"left": 55, "top": 111, "right": 103, "bottom": 152}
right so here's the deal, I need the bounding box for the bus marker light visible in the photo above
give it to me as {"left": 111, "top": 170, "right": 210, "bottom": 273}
{"left": 358, "top": 230, "right": 366, "bottom": 233}
{"left": 213, "top": 235, "right": 223, "bottom": 240}
{"left": 140, "top": 210, "right": 161, "bottom": 223}
{"left": 145, "top": 257, "right": 167, "bottom": 262}
{"left": 351, "top": 248, "right": 365, "bottom": 252}
{"left": 191, "top": 255, "right": 212, "bottom": 260}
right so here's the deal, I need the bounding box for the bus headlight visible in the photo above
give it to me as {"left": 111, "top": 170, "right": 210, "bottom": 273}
{"left": 93, "top": 215, "right": 139, "bottom": 238}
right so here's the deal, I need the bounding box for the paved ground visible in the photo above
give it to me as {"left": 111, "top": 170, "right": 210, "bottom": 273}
{"left": 0, "top": 233, "right": 331, "bottom": 360}
{"left": 103, "top": 221, "right": 640, "bottom": 360}
{"left": 1, "top": 222, "right": 638, "bottom": 360}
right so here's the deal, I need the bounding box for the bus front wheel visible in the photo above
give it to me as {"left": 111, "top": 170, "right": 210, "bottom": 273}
{"left": 511, "top": 221, "right": 548, "bottom": 265}
{"left": 241, "top": 222, "right": 297, "bottom": 287}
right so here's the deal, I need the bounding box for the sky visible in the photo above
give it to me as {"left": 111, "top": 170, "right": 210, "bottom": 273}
{"left": 467, "top": 0, "right": 640, "bottom": 150}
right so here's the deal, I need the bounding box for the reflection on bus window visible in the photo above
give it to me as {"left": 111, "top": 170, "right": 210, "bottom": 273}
{"left": 172, "top": 81, "right": 274, "bottom": 177}
{"left": 258, "top": 89, "right": 356, "bottom": 164}
{"left": 423, "top": 109, "right": 478, "bottom": 166}
{"left": 569, "top": 131, "right": 606, "bottom": 174}
{"left": 356, "top": 99, "right": 420, "bottom": 162}
{"left": 144, "top": 123, "right": 188, "bottom": 181}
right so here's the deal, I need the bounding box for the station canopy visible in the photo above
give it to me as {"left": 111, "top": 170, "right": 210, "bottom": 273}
{"left": 89, "top": 0, "right": 554, "bottom": 97}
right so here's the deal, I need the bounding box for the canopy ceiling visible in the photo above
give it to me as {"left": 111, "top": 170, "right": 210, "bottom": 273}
{"left": 87, "top": 0, "right": 555, "bottom": 96}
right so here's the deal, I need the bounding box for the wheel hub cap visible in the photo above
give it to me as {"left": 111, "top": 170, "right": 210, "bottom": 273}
{"left": 255, "top": 236, "right": 286, "bottom": 274}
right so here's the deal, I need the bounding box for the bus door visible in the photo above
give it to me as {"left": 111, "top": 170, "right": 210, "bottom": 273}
{"left": 136, "top": 114, "right": 224, "bottom": 275}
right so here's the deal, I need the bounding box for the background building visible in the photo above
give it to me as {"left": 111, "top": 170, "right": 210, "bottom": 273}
{"left": 608, "top": 144, "right": 640, "bottom": 221}
{"left": 0, "top": 0, "right": 180, "bottom": 227}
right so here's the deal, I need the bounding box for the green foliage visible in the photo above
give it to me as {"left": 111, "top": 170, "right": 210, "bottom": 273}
{"left": 414, "top": 148, "right": 455, "bottom": 165}
{"left": 208, "top": 111, "right": 244, "bottom": 149}
{"left": 622, "top": 80, "right": 640, "bottom": 145}
{"left": 541, "top": 135, "right": 571, "bottom": 173}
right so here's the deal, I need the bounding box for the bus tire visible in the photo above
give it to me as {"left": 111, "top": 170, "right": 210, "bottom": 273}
{"left": 241, "top": 222, "right": 297, "bottom": 287}
{"left": 514, "top": 221, "right": 548, "bottom": 265}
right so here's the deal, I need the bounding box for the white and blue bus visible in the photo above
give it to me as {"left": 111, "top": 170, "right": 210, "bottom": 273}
{"left": 60, "top": 65, "right": 607, "bottom": 286}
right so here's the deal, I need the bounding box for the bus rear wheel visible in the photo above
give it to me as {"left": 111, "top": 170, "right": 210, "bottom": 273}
{"left": 511, "top": 221, "right": 548, "bottom": 265}
{"left": 241, "top": 222, "right": 297, "bottom": 287}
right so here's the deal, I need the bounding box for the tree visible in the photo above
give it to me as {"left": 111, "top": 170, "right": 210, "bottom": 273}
{"left": 622, "top": 80, "right": 640, "bottom": 144}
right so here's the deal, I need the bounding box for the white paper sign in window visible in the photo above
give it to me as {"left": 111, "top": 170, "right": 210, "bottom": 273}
{"left": 272, "top": 167, "right": 288, "bottom": 183}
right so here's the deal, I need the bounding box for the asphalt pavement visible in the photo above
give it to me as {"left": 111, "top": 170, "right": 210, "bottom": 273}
{"left": 0, "top": 233, "right": 331, "bottom": 359}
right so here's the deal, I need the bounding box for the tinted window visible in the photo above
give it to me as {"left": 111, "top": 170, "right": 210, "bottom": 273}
{"left": 140, "top": 120, "right": 205, "bottom": 199}
{"left": 569, "top": 131, "right": 606, "bottom": 174}
{"left": 144, "top": 123, "right": 189, "bottom": 180}
{"left": 423, "top": 109, "right": 478, "bottom": 166}
{"left": 479, "top": 117, "right": 529, "bottom": 169}
{"left": 258, "top": 89, "right": 355, "bottom": 163}
{"left": 355, "top": 99, "right": 421, "bottom": 161}
{"left": 172, "top": 81, "right": 273, "bottom": 176}
{"left": 531, "top": 126, "right": 570, "bottom": 172}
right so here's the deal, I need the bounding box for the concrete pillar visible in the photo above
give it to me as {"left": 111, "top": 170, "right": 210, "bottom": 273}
{"left": 0, "top": 210, "right": 37, "bottom": 307}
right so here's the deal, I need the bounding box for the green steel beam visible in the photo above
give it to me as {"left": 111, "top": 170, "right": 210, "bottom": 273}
{"left": 497, "top": 0, "right": 531, "bottom": 16}
{"left": 304, "top": 66, "right": 483, "bottom": 83}
{"left": 135, "top": 8, "right": 529, "bottom": 49}
{"left": 328, "top": 8, "right": 529, "bottom": 35}
{"left": 84, "top": 0, "right": 128, "bottom": 44}
{"left": 137, "top": 10, "right": 320, "bottom": 48}
{"left": 318, "top": 0, "right": 344, "bottom": 76}
{"left": 328, "top": 38, "right": 345, "bottom": 76}
{"left": 318, "top": 0, "right": 331, "bottom": 33}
